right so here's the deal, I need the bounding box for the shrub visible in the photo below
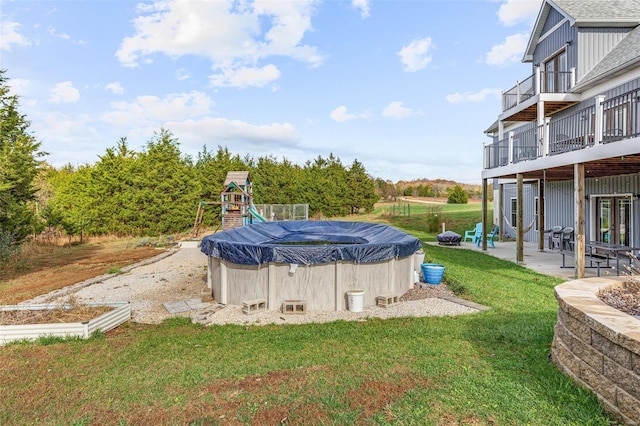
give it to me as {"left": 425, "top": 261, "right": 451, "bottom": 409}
{"left": 447, "top": 185, "right": 469, "bottom": 204}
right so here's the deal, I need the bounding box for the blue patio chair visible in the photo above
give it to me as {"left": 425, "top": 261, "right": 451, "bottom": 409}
{"left": 477, "top": 225, "right": 499, "bottom": 248}
{"left": 463, "top": 222, "right": 482, "bottom": 244}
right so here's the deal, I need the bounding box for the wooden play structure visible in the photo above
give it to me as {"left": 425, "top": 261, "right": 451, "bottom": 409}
{"left": 219, "top": 171, "right": 266, "bottom": 230}
{"left": 191, "top": 171, "right": 267, "bottom": 237}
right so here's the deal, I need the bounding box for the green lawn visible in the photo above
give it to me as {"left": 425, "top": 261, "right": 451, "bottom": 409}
{"left": 0, "top": 205, "right": 617, "bottom": 425}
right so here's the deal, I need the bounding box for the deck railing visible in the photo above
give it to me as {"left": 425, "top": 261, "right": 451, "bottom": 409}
{"left": 512, "top": 126, "right": 539, "bottom": 163}
{"left": 485, "top": 86, "right": 640, "bottom": 170}
{"left": 502, "top": 67, "right": 576, "bottom": 112}
{"left": 503, "top": 75, "right": 535, "bottom": 111}
{"left": 549, "top": 105, "right": 595, "bottom": 154}
{"left": 601, "top": 89, "right": 640, "bottom": 143}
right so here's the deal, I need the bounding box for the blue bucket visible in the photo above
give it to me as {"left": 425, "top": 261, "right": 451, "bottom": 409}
{"left": 421, "top": 263, "right": 445, "bottom": 285}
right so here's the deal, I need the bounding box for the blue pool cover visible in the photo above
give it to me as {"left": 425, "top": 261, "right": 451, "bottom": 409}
{"left": 200, "top": 220, "right": 422, "bottom": 265}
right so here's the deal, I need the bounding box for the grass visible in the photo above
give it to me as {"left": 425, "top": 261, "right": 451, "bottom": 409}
{"left": 0, "top": 203, "right": 618, "bottom": 425}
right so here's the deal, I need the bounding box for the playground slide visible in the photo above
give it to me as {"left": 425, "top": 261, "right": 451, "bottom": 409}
{"left": 248, "top": 206, "right": 268, "bottom": 222}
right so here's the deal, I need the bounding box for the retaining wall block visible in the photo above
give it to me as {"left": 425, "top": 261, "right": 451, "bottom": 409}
{"left": 603, "top": 357, "right": 640, "bottom": 401}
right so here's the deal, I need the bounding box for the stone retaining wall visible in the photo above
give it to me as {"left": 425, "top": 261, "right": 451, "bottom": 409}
{"left": 552, "top": 277, "right": 640, "bottom": 425}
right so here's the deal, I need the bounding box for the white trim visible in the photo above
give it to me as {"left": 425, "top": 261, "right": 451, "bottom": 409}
{"left": 539, "top": 18, "right": 569, "bottom": 44}
{"left": 542, "top": 45, "right": 568, "bottom": 67}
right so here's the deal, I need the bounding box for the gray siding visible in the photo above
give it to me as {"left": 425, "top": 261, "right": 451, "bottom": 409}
{"left": 533, "top": 21, "right": 577, "bottom": 69}
{"left": 500, "top": 182, "right": 539, "bottom": 242}
{"left": 543, "top": 180, "right": 575, "bottom": 237}
{"left": 602, "top": 76, "right": 640, "bottom": 98}
{"left": 542, "top": 7, "right": 565, "bottom": 34}
{"left": 577, "top": 28, "right": 634, "bottom": 81}
{"left": 544, "top": 77, "right": 640, "bottom": 122}
{"left": 498, "top": 174, "right": 640, "bottom": 247}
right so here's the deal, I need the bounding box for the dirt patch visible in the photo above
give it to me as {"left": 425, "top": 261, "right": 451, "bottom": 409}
{"left": 0, "top": 239, "right": 162, "bottom": 304}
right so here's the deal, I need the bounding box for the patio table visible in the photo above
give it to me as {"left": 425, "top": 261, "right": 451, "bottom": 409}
{"left": 587, "top": 241, "right": 640, "bottom": 276}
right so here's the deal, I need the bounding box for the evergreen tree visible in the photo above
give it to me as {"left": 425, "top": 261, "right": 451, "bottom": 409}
{"left": 44, "top": 164, "right": 95, "bottom": 241}
{"left": 346, "top": 159, "right": 377, "bottom": 214}
{"left": 89, "top": 138, "right": 137, "bottom": 235}
{"left": 132, "top": 128, "right": 198, "bottom": 235}
{"left": 301, "top": 154, "right": 350, "bottom": 217}
{"left": 447, "top": 184, "right": 469, "bottom": 204}
{"left": 251, "top": 155, "right": 302, "bottom": 205}
{"left": 0, "top": 70, "right": 46, "bottom": 261}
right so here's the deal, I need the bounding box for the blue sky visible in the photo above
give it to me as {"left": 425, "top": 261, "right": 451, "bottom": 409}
{"left": 1, "top": 0, "right": 542, "bottom": 183}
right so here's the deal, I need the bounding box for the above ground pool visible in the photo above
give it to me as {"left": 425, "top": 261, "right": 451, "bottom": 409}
{"left": 201, "top": 221, "right": 423, "bottom": 312}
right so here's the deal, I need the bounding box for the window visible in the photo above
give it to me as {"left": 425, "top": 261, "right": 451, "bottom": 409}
{"left": 511, "top": 197, "right": 517, "bottom": 228}
{"left": 534, "top": 197, "right": 539, "bottom": 231}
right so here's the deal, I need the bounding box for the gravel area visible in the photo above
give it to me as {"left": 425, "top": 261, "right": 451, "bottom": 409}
{"left": 598, "top": 281, "right": 640, "bottom": 317}
{"left": 25, "top": 244, "right": 483, "bottom": 325}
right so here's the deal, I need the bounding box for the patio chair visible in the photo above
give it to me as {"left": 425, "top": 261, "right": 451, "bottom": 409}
{"left": 561, "top": 226, "right": 574, "bottom": 251}
{"left": 477, "top": 225, "right": 499, "bottom": 248}
{"left": 545, "top": 225, "right": 563, "bottom": 250}
{"left": 463, "top": 222, "right": 482, "bottom": 244}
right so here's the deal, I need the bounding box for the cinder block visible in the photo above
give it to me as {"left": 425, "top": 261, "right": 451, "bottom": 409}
{"left": 282, "top": 300, "right": 307, "bottom": 314}
{"left": 242, "top": 298, "right": 267, "bottom": 315}
{"left": 376, "top": 294, "right": 399, "bottom": 308}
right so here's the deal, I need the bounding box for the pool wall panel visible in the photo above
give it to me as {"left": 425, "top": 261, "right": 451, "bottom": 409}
{"left": 207, "top": 255, "right": 414, "bottom": 311}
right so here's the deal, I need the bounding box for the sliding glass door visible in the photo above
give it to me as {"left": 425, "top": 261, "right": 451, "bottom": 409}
{"left": 594, "top": 196, "right": 632, "bottom": 245}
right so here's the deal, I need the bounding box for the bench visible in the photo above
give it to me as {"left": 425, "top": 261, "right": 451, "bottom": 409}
{"left": 559, "top": 250, "right": 609, "bottom": 276}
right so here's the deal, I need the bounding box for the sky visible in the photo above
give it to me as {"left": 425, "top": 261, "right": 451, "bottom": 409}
{"left": 1, "top": 0, "right": 543, "bottom": 184}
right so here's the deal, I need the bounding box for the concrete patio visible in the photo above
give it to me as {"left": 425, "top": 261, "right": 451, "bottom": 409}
{"left": 428, "top": 240, "right": 622, "bottom": 281}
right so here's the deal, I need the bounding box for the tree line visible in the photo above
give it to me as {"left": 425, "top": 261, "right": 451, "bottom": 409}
{"left": 41, "top": 132, "right": 378, "bottom": 239}
{"left": 1, "top": 70, "right": 378, "bottom": 261}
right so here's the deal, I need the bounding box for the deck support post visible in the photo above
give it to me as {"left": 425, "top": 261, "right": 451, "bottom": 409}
{"left": 517, "top": 173, "right": 524, "bottom": 263}
{"left": 498, "top": 182, "right": 504, "bottom": 242}
{"left": 482, "top": 178, "right": 489, "bottom": 251}
{"left": 538, "top": 176, "right": 545, "bottom": 251}
{"left": 574, "top": 164, "right": 585, "bottom": 278}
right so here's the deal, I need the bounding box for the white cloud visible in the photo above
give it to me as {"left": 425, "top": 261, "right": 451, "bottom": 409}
{"left": 116, "top": 0, "right": 324, "bottom": 89}
{"left": 485, "top": 32, "right": 529, "bottom": 66}
{"left": 209, "top": 64, "right": 281, "bottom": 88}
{"left": 7, "top": 79, "right": 31, "bottom": 97}
{"left": 101, "top": 91, "right": 213, "bottom": 127}
{"left": 176, "top": 68, "right": 191, "bottom": 80}
{"left": 498, "top": 0, "right": 541, "bottom": 27}
{"left": 446, "top": 88, "right": 502, "bottom": 104}
{"left": 330, "top": 106, "right": 356, "bottom": 123}
{"left": 105, "top": 82, "right": 124, "bottom": 95}
{"left": 48, "top": 26, "right": 70, "bottom": 40}
{"left": 0, "top": 21, "right": 30, "bottom": 51}
{"left": 330, "top": 106, "right": 370, "bottom": 123}
{"left": 49, "top": 81, "right": 80, "bottom": 103}
{"left": 34, "top": 111, "right": 103, "bottom": 165}
{"left": 398, "top": 37, "right": 433, "bottom": 72}
{"left": 381, "top": 101, "right": 414, "bottom": 119}
{"left": 167, "top": 117, "right": 299, "bottom": 149}
{"left": 352, "top": 0, "right": 370, "bottom": 18}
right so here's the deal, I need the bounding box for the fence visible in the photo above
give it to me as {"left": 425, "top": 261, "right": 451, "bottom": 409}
{"left": 253, "top": 204, "right": 309, "bottom": 221}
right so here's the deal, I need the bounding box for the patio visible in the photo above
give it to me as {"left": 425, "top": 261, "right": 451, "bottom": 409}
{"left": 430, "top": 240, "right": 619, "bottom": 280}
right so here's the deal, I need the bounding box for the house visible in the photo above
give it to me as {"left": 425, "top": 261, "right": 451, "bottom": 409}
{"left": 481, "top": 0, "right": 640, "bottom": 277}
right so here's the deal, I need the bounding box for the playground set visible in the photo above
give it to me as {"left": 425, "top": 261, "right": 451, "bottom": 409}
{"left": 192, "top": 171, "right": 266, "bottom": 237}
{"left": 191, "top": 171, "right": 308, "bottom": 237}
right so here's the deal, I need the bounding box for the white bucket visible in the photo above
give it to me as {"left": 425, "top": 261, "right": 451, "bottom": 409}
{"left": 346, "top": 289, "right": 364, "bottom": 312}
